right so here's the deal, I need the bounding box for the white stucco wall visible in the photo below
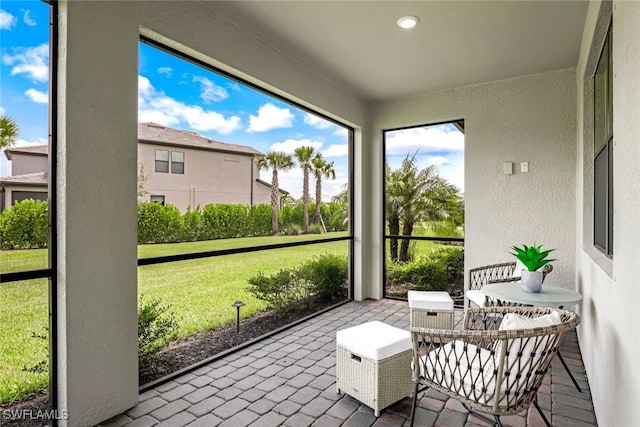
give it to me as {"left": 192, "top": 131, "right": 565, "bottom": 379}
{"left": 575, "top": 1, "right": 640, "bottom": 425}
{"left": 58, "top": 1, "right": 366, "bottom": 425}
{"left": 370, "top": 69, "right": 577, "bottom": 300}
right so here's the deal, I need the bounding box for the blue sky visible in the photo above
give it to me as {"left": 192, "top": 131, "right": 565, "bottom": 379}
{"left": 1, "top": 1, "right": 464, "bottom": 198}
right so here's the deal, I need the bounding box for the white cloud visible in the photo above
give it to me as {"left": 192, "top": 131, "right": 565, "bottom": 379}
{"left": 0, "top": 9, "right": 16, "bottom": 30}
{"left": 304, "top": 113, "right": 334, "bottom": 130}
{"left": 426, "top": 155, "right": 449, "bottom": 166}
{"left": 25, "top": 88, "right": 48, "bottom": 104}
{"left": 2, "top": 43, "right": 49, "bottom": 83}
{"left": 193, "top": 76, "right": 228, "bottom": 103}
{"left": 248, "top": 103, "right": 294, "bottom": 132}
{"left": 322, "top": 144, "right": 348, "bottom": 158}
{"left": 138, "top": 75, "right": 242, "bottom": 134}
{"left": 334, "top": 127, "right": 348, "bottom": 137}
{"left": 158, "top": 67, "right": 172, "bottom": 77}
{"left": 15, "top": 137, "right": 47, "bottom": 147}
{"left": 385, "top": 125, "right": 464, "bottom": 155}
{"left": 22, "top": 9, "right": 36, "bottom": 26}
{"left": 270, "top": 138, "right": 322, "bottom": 154}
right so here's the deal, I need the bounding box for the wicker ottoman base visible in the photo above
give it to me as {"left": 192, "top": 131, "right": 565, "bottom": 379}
{"left": 336, "top": 341, "right": 413, "bottom": 416}
{"left": 410, "top": 309, "right": 454, "bottom": 329}
{"left": 408, "top": 291, "right": 455, "bottom": 329}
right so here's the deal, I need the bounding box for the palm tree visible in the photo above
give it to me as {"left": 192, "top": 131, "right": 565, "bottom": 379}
{"left": 0, "top": 115, "right": 19, "bottom": 151}
{"left": 385, "top": 162, "right": 403, "bottom": 262}
{"left": 256, "top": 151, "right": 294, "bottom": 234}
{"left": 294, "top": 146, "right": 316, "bottom": 233}
{"left": 311, "top": 154, "right": 336, "bottom": 228}
{"left": 386, "top": 154, "right": 459, "bottom": 262}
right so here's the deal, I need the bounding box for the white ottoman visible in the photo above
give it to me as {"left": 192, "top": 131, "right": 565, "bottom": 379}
{"left": 335, "top": 321, "right": 413, "bottom": 416}
{"left": 408, "top": 291, "right": 454, "bottom": 329}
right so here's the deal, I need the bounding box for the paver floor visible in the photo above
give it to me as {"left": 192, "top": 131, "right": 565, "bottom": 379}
{"left": 101, "top": 299, "right": 597, "bottom": 427}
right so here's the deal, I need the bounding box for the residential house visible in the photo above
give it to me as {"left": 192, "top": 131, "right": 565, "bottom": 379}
{"left": 9, "top": 2, "right": 639, "bottom": 426}
{"left": 0, "top": 123, "right": 286, "bottom": 212}
{"left": 138, "top": 122, "right": 284, "bottom": 211}
{"left": 0, "top": 145, "right": 48, "bottom": 210}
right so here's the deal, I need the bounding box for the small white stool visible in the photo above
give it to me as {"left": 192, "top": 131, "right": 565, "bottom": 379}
{"left": 335, "top": 321, "right": 413, "bottom": 416}
{"left": 408, "top": 291, "right": 454, "bottom": 329}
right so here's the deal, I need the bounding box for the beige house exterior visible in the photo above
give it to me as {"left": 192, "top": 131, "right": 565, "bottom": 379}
{"left": 138, "top": 122, "right": 282, "bottom": 211}
{"left": 0, "top": 123, "right": 285, "bottom": 212}
{"left": 0, "top": 145, "right": 48, "bottom": 211}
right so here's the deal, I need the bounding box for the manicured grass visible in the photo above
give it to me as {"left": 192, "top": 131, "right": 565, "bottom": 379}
{"left": 0, "top": 232, "right": 348, "bottom": 404}
{"left": 139, "top": 237, "right": 348, "bottom": 336}
{"left": 0, "top": 279, "right": 49, "bottom": 405}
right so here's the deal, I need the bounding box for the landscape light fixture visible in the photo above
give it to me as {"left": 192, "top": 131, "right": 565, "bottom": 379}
{"left": 232, "top": 300, "right": 245, "bottom": 334}
{"left": 397, "top": 15, "right": 420, "bottom": 29}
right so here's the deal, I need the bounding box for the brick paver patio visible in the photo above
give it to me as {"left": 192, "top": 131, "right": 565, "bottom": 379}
{"left": 101, "top": 299, "right": 597, "bottom": 427}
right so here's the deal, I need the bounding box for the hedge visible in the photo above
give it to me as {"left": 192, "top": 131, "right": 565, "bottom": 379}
{"left": 0, "top": 199, "right": 48, "bottom": 249}
{"left": 0, "top": 199, "right": 348, "bottom": 248}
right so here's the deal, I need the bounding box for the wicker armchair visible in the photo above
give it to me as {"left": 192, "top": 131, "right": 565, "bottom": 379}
{"left": 409, "top": 306, "right": 580, "bottom": 427}
{"left": 466, "top": 262, "right": 553, "bottom": 308}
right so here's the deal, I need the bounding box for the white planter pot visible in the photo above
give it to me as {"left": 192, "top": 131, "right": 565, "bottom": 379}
{"left": 521, "top": 269, "right": 543, "bottom": 293}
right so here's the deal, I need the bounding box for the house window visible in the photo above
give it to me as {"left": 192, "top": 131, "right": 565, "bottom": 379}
{"left": 155, "top": 150, "right": 169, "bottom": 173}
{"left": 171, "top": 151, "right": 184, "bottom": 174}
{"left": 593, "top": 23, "right": 613, "bottom": 257}
{"left": 150, "top": 195, "right": 165, "bottom": 205}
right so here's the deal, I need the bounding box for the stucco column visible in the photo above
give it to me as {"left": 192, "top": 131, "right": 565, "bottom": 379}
{"left": 56, "top": 2, "right": 139, "bottom": 425}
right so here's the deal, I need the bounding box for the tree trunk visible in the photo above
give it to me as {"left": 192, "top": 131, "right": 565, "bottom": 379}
{"left": 271, "top": 170, "right": 279, "bottom": 234}
{"left": 399, "top": 222, "right": 414, "bottom": 262}
{"left": 302, "top": 168, "right": 309, "bottom": 233}
{"left": 314, "top": 177, "right": 322, "bottom": 224}
{"left": 388, "top": 213, "right": 400, "bottom": 262}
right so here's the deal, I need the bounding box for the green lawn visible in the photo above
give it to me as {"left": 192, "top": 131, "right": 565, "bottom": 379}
{"left": 0, "top": 232, "right": 348, "bottom": 404}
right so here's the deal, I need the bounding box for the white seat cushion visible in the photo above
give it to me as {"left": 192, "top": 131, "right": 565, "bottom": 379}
{"left": 465, "top": 289, "right": 487, "bottom": 307}
{"left": 408, "top": 291, "right": 454, "bottom": 310}
{"left": 336, "top": 321, "right": 411, "bottom": 361}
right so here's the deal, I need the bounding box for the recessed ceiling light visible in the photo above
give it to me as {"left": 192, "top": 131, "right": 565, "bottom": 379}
{"left": 397, "top": 15, "right": 420, "bottom": 29}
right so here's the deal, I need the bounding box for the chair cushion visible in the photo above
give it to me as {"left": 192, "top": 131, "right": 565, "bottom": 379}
{"left": 336, "top": 321, "right": 411, "bottom": 361}
{"left": 494, "top": 311, "right": 562, "bottom": 395}
{"left": 466, "top": 289, "right": 487, "bottom": 307}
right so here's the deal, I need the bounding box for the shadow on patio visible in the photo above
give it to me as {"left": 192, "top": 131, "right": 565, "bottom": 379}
{"left": 101, "top": 299, "right": 596, "bottom": 427}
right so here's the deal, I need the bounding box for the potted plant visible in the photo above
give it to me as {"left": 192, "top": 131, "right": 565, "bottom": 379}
{"left": 510, "top": 244, "right": 556, "bottom": 293}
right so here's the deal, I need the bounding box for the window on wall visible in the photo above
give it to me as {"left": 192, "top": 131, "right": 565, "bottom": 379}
{"left": 171, "top": 151, "right": 184, "bottom": 174}
{"left": 150, "top": 195, "right": 165, "bottom": 205}
{"left": 593, "top": 23, "right": 613, "bottom": 257}
{"left": 155, "top": 149, "right": 169, "bottom": 173}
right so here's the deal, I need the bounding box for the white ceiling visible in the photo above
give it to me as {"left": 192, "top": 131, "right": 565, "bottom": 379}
{"left": 207, "top": 1, "right": 589, "bottom": 102}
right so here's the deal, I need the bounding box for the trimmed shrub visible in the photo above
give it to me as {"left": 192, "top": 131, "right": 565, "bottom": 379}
{"left": 182, "top": 206, "right": 204, "bottom": 242}
{"left": 386, "top": 246, "right": 464, "bottom": 292}
{"left": 246, "top": 269, "right": 314, "bottom": 314}
{"left": 138, "top": 295, "right": 180, "bottom": 366}
{"left": 247, "top": 253, "right": 349, "bottom": 314}
{"left": 298, "top": 253, "right": 348, "bottom": 301}
{"left": 0, "top": 199, "right": 48, "bottom": 249}
{"left": 137, "top": 202, "right": 183, "bottom": 243}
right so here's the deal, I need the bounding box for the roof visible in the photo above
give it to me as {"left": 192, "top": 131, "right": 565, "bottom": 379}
{"left": 0, "top": 171, "right": 48, "bottom": 187}
{"left": 4, "top": 144, "right": 48, "bottom": 160}
{"left": 255, "top": 178, "right": 289, "bottom": 195}
{"left": 138, "top": 122, "right": 261, "bottom": 156}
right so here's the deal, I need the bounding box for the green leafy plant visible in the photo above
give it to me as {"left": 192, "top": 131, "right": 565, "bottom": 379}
{"left": 510, "top": 244, "right": 556, "bottom": 272}
{"left": 138, "top": 295, "right": 180, "bottom": 366}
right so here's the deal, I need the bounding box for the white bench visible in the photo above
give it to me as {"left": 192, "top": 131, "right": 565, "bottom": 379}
{"left": 336, "top": 321, "right": 413, "bottom": 416}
